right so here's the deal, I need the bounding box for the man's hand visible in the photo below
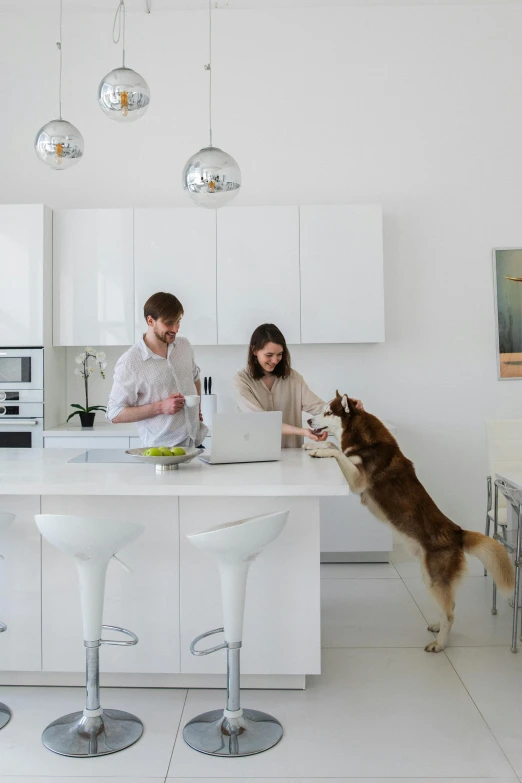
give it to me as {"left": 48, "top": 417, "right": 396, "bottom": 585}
{"left": 159, "top": 393, "right": 185, "bottom": 415}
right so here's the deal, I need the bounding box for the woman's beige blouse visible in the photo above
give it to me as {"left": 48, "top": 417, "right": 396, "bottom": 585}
{"left": 232, "top": 368, "right": 325, "bottom": 448}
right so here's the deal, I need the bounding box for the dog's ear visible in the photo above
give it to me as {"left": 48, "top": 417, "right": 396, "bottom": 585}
{"left": 341, "top": 395, "right": 358, "bottom": 415}
{"left": 335, "top": 389, "right": 342, "bottom": 399}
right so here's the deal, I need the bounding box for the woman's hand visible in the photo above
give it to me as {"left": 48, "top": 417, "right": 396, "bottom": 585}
{"left": 354, "top": 399, "right": 364, "bottom": 410}
{"left": 303, "top": 428, "right": 329, "bottom": 442}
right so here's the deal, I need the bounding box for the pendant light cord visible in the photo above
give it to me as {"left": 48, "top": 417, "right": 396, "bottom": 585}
{"left": 207, "top": 0, "right": 213, "bottom": 148}
{"left": 57, "top": 0, "right": 63, "bottom": 119}
{"left": 113, "top": 0, "right": 126, "bottom": 69}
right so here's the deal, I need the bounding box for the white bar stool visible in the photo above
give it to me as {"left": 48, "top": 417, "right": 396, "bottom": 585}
{"left": 35, "top": 514, "right": 145, "bottom": 757}
{"left": 183, "top": 509, "right": 288, "bottom": 757}
{"left": 0, "top": 512, "right": 15, "bottom": 730}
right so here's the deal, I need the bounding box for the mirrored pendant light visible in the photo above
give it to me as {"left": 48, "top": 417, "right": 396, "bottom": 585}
{"left": 98, "top": 0, "right": 150, "bottom": 122}
{"left": 35, "top": 0, "right": 84, "bottom": 170}
{"left": 182, "top": 0, "right": 241, "bottom": 209}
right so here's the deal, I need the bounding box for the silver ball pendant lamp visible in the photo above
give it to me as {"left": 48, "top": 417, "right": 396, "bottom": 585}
{"left": 35, "top": 0, "right": 84, "bottom": 170}
{"left": 182, "top": 0, "right": 241, "bottom": 209}
{"left": 98, "top": 0, "right": 150, "bottom": 122}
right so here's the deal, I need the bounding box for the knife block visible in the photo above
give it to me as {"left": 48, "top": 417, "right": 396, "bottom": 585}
{"left": 200, "top": 394, "right": 217, "bottom": 432}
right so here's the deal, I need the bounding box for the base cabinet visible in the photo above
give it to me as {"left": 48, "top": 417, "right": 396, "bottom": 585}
{"left": 0, "top": 494, "right": 322, "bottom": 681}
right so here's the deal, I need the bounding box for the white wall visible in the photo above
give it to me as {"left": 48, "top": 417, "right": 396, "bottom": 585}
{"left": 4, "top": 2, "right": 522, "bottom": 531}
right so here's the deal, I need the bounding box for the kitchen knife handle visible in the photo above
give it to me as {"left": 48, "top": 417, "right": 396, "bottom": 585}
{"left": 204, "top": 376, "right": 207, "bottom": 395}
{"left": 208, "top": 376, "right": 212, "bottom": 395}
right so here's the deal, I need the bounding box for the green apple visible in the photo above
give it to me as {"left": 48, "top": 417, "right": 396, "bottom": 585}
{"left": 159, "top": 447, "right": 173, "bottom": 456}
{"left": 144, "top": 447, "right": 162, "bottom": 457}
{"left": 171, "top": 447, "right": 186, "bottom": 456}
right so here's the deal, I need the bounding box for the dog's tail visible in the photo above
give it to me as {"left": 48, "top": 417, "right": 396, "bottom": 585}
{"left": 463, "top": 530, "right": 515, "bottom": 597}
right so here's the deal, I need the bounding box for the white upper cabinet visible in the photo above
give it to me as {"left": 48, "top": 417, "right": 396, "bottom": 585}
{"left": 0, "top": 205, "right": 50, "bottom": 347}
{"left": 53, "top": 209, "right": 134, "bottom": 346}
{"left": 300, "top": 205, "right": 385, "bottom": 343}
{"left": 217, "top": 207, "right": 301, "bottom": 345}
{"left": 134, "top": 209, "right": 217, "bottom": 345}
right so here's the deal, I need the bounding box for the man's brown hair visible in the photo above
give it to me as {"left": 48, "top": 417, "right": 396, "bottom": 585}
{"left": 144, "top": 292, "right": 184, "bottom": 323}
{"left": 247, "top": 323, "right": 292, "bottom": 380}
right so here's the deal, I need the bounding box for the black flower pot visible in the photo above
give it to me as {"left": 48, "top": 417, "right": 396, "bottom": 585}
{"left": 79, "top": 412, "right": 96, "bottom": 428}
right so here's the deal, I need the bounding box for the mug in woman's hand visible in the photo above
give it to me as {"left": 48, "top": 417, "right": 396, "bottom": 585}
{"left": 184, "top": 395, "right": 200, "bottom": 408}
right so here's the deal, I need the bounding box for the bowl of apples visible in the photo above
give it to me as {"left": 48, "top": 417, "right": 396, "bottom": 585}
{"left": 125, "top": 445, "right": 200, "bottom": 471}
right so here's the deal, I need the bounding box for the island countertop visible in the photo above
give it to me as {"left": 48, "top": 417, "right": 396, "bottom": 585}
{"left": 0, "top": 447, "right": 349, "bottom": 497}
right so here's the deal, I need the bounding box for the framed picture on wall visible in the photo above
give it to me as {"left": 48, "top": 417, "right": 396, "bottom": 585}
{"left": 493, "top": 248, "right": 522, "bottom": 379}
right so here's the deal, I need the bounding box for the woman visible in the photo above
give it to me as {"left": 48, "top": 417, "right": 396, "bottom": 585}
{"left": 233, "top": 323, "right": 361, "bottom": 448}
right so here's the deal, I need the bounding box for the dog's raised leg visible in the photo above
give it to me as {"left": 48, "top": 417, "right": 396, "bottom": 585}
{"left": 425, "top": 583, "right": 455, "bottom": 653}
{"left": 305, "top": 448, "right": 367, "bottom": 494}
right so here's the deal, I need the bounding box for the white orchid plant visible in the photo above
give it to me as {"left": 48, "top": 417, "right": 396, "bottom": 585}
{"left": 67, "top": 347, "right": 108, "bottom": 422}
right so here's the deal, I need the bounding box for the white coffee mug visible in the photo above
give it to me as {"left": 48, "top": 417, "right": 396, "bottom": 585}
{"left": 184, "top": 395, "right": 200, "bottom": 408}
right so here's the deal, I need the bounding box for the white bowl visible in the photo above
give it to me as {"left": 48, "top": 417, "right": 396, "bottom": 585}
{"left": 125, "top": 447, "right": 200, "bottom": 472}
{"left": 184, "top": 395, "right": 200, "bottom": 408}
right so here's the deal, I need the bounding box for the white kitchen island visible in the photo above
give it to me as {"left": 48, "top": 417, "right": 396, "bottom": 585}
{"left": 0, "top": 448, "right": 348, "bottom": 690}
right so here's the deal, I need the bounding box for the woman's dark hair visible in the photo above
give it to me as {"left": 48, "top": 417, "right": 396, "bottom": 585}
{"left": 144, "top": 292, "right": 184, "bottom": 323}
{"left": 247, "top": 324, "right": 292, "bottom": 380}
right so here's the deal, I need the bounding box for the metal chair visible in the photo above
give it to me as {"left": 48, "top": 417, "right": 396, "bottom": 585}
{"left": 484, "top": 421, "right": 522, "bottom": 574}
{"left": 491, "top": 480, "right": 522, "bottom": 652}
{"left": 484, "top": 475, "right": 508, "bottom": 575}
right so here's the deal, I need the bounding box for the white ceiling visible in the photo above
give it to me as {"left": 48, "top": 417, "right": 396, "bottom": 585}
{"left": 2, "top": 0, "right": 522, "bottom": 11}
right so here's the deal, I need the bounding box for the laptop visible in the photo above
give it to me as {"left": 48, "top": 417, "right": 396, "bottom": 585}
{"left": 198, "top": 411, "right": 282, "bottom": 465}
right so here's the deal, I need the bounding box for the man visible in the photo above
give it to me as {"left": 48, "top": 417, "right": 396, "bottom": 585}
{"left": 106, "top": 291, "right": 208, "bottom": 449}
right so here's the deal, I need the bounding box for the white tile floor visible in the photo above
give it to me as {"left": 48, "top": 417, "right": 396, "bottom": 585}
{"left": 1, "top": 540, "right": 522, "bottom": 782}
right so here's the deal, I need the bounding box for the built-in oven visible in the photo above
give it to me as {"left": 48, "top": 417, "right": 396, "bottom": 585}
{"left": 0, "top": 347, "right": 44, "bottom": 391}
{"left": 0, "top": 349, "right": 44, "bottom": 448}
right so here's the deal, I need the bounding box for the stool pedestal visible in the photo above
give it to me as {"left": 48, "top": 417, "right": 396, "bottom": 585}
{"left": 42, "top": 631, "right": 143, "bottom": 757}
{"left": 0, "top": 702, "right": 11, "bottom": 730}
{"left": 183, "top": 637, "right": 283, "bottom": 756}
{"left": 0, "top": 619, "right": 10, "bottom": 729}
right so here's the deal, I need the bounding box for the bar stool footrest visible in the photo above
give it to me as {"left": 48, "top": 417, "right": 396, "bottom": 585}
{"left": 100, "top": 625, "right": 138, "bottom": 646}
{"left": 190, "top": 627, "right": 227, "bottom": 656}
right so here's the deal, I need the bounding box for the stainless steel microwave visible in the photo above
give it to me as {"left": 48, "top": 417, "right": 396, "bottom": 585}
{"left": 0, "top": 348, "right": 43, "bottom": 391}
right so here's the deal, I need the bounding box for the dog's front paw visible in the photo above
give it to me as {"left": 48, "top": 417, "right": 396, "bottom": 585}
{"left": 302, "top": 443, "right": 317, "bottom": 451}
{"left": 307, "top": 448, "right": 336, "bottom": 459}
{"left": 427, "top": 623, "right": 440, "bottom": 633}
{"left": 424, "top": 641, "right": 444, "bottom": 653}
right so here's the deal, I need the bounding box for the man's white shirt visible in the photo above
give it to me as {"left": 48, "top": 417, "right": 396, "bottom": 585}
{"left": 106, "top": 336, "right": 208, "bottom": 448}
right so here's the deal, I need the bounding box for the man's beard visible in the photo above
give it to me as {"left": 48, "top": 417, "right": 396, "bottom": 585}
{"left": 153, "top": 328, "right": 175, "bottom": 344}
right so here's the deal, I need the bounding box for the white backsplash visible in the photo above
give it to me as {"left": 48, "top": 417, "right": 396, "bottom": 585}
{"left": 64, "top": 343, "right": 250, "bottom": 427}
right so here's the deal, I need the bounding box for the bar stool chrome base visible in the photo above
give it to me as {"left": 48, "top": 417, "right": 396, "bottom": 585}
{"left": 0, "top": 702, "right": 11, "bottom": 730}
{"left": 183, "top": 708, "right": 283, "bottom": 757}
{"left": 42, "top": 709, "right": 143, "bottom": 757}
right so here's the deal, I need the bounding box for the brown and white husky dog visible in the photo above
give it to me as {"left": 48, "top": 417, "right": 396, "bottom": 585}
{"left": 306, "top": 392, "right": 515, "bottom": 652}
